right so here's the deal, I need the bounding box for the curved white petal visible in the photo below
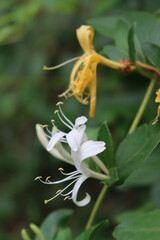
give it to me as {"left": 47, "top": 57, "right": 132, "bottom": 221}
{"left": 36, "top": 124, "right": 49, "bottom": 149}
{"left": 47, "top": 131, "right": 65, "bottom": 151}
{"left": 75, "top": 116, "right": 88, "bottom": 127}
{"left": 79, "top": 140, "right": 106, "bottom": 162}
{"left": 66, "top": 125, "right": 86, "bottom": 151}
{"left": 72, "top": 176, "right": 90, "bottom": 207}
{"left": 36, "top": 124, "right": 69, "bottom": 161}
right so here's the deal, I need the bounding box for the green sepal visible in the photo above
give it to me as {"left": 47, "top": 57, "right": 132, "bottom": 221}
{"left": 102, "top": 167, "right": 119, "bottom": 186}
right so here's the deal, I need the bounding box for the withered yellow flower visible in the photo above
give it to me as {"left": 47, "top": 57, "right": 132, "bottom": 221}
{"left": 152, "top": 89, "right": 160, "bottom": 125}
{"left": 155, "top": 89, "right": 160, "bottom": 119}
{"left": 155, "top": 89, "right": 160, "bottom": 103}
{"left": 44, "top": 25, "right": 135, "bottom": 117}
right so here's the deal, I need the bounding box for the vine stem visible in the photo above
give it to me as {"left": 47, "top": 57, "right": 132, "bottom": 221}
{"left": 86, "top": 185, "right": 108, "bottom": 229}
{"left": 85, "top": 78, "right": 156, "bottom": 230}
{"left": 128, "top": 78, "right": 156, "bottom": 134}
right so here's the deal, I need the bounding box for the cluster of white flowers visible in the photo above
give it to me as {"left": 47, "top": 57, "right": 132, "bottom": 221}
{"left": 35, "top": 102, "right": 109, "bottom": 207}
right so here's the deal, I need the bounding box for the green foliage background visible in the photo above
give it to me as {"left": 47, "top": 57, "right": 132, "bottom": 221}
{"left": 1, "top": 0, "right": 160, "bottom": 239}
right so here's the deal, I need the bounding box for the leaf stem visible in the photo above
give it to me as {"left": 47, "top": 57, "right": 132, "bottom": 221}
{"left": 128, "top": 78, "right": 156, "bottom": 134}
{"left": 86, "top": 185, "right": 108, "bottom": 229}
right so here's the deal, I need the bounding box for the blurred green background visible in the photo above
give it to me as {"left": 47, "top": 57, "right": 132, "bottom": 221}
{"left": 1, "top": 0, "right": 160, "bottom": 239}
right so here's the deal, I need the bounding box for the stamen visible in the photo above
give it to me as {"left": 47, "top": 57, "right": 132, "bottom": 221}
{"left": 59, "top": 170, "right": 79, "bottom": 176}
{"left": 58, "top": 104, "right": 74, "bottom": 128}
{"left": 152, "top": 115, "right": 158, "bottom": 125}
{"left": 54, "top": 110, "right": 59, "bottom": 114}
{"left": 42, "top": 124, "right": 48, "bottom": 128}
{"left": 45, "top": 126, "right": 52, "bottom": 135}
{"left": 152, "top": 119, "right": 158, "bottom": 125}
{"left": 64, "top": 196, "right": 70, "bottom": 201}
{"left": 45, "top": 176, "right": 51, "bottom": 182}
{"left": 44, "top": 178, "right": 78, "bottom": 204}
{"left": 56, "top": 102, "right": 63, "bottom": 106}
{"left": 57, "top": 111, "right": 73, "bottom": 130}
{"left": 43, "top": 56, "right": 80, "bottom": 71}
{"left": 56, "top": 189, "right": 62, "bottom": 194}
{"left": 39, "top": 173, "right": 80, "bottom": 184}
{"left": 60, "top": 139, "right": 67, "bottom": 143}
{"left": 58, "top": 168, "right": 64, "bottom": 171}
{"left": 34, "top": 176, "right": 42, "bottom": 181}
{"left": 58, "top": 86, "right": 73, "bottom": 98}
{"left": 60, "top": 189, "right": 73, "bottom": 197}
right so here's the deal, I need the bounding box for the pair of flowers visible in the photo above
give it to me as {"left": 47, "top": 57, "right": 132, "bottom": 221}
{"left": 35, "top": 102, "right": 110, "bottom": 207}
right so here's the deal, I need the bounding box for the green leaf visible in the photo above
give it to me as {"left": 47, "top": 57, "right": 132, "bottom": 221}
{"left": 113, "top": 210, "right": 160, "bottom": 240}
{"left": 97, "top": 121, "right": 114, "bottom": 169}
{"left": 102, "top": 45, "right": 128, "bottom": 61}
{"left": 35, "top": 209, "right": 73, "bottom": 240}
{"left": 125, "top": 11, "right": 160, "bottom": 47}
{"left": 53, "top": 227, "right": 72, "bottom": 240}
{"left": 142, "top": 42, "right": 160, "bottom": 69}
{"left": 116, "top": 201, "right": 156, "bottom": 223}
{"left": 87, "top": 16, "right": 119, "bottom": 38}
{"left": 75, "top": 220, "right": 109, "bottom": 240}
{"left": 128, "top": 23, "right": 136, "bottom": 63}
{"left": 89, "top": 11, "right": 160, "bottom": 66}
{"left": 114, "top": 20, "right": 129, "bottom": 54}
{"left": 115, "top": 121, "right": 160, "bottom": 183}
{"left": 119, "top": 148, "right": 160, "bottom": 189}
{"left": 151, "top": 183, "right": 160, "bottom": 207}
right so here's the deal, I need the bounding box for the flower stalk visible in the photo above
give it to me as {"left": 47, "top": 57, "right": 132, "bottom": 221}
{"left": 86, "top": 185, "right": 108, "bottom": 229}
{"left": 128, "top": 78, "right": 156, "bottom": 134}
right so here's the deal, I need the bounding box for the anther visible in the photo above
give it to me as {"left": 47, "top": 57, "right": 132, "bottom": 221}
{"left": 58, "top": 168, "right": 64, "bottom": 171}
{"left": 56, "top": 102, "right": 63, "bottom": 106}
{"left": 152, "top": 119, "right": 158, "bottom": 125}
{"left": 51, "top": 119, "right": 55, "bottom": 123}
{"left": 43, "top": 66, "right": 47, "bottom": 70}
{"left": 56, "top": 189, "right": 62, "bottom": 194}
{"left": 54, "top": 110, "right": 59, "bottom": 114}
{"left": 34, "top": 176, "right": 42, "bottom": 181}
{"left": 64, "top": 196, "right": 70, "bottom": 201}
{"left": 45, "top": 176, "right": 51, "bottom": 182}
{"left": 42, "top": 124, "right": 48, "bottom": 128}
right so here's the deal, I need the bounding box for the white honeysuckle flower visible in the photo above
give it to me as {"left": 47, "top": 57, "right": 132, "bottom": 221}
{"left": 35, "top": 103, "right": 110, "bottom": 207}
{"left": 36, "top": 138, "right": 108, "bottom": 207}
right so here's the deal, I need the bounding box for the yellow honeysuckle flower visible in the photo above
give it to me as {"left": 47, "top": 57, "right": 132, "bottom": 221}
{"left": 44, "top": 25, "right": 135, "bottom": 117}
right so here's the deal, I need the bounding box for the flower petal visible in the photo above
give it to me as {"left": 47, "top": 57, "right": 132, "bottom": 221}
{"left": 72, "top": 176, "right": 90, "bottom": 207}
{"left": 36, "top": 124, "right": 49, "bottom": 148}
{"left": 47, "top": 131, "right": 65, "bottom": 151}
{"left": 79, "top": 140, "right": 106, "bottom": 162}
{"left": 66, "top": 125, "right": 86, "bottom": 151}
{"left": 36, "top": 124, "right": 65, "bottom": 160}
{"left": 75, "top": 116, "right": 88, "bottom": 127}
{"left": 76, "top": 25, "right": 94, "bottom": 53}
